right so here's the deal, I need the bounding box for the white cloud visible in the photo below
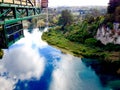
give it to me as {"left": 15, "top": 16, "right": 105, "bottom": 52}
{"left": 0, "top": 77, "right": 16, "bottom": 90}
{"left": 17, "top": 28, "right": 48, "bottom": 48}
{"left": 2, "top": 46, "right": 45, "bottom": 80}
{"left": 0, "top": 29, "right": 46, "bottom": 89}
{"left": 50, "top": 54, "right": 103, "bottom": 90}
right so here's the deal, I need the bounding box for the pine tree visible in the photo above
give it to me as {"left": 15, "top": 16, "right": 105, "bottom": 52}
{"left": 58, "top": 10, "right": 73, "bottom": 30}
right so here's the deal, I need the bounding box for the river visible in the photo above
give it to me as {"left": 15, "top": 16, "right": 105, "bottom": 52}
{"left": 0, "top": 28, "right": 117, "bottom": 90}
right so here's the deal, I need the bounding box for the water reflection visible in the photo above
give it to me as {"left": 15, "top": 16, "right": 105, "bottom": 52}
{"left": 50, "top": 54, "right": 104, "bottom": 90}
{"left": 0, "top": 28, "right": 110, "bottom": 90}
{"left": 82, "top": 58, "right": 120, "bottom": 90}
{"left": 0, "top": 29, "right": 46, "bottom": 89}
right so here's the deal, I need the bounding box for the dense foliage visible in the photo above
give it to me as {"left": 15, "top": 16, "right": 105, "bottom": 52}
{"left": 84, "top": 38, "right": 98, "bottom": 47}
{"left": 64, "top": 21, "right": 92, "bottom": 43}
{"left": 58, "top": 9, "right": 73, "bottom": 30}
{"left": 115, "top": 6, "right": 120, "bottom": 22}
{"left": 107, "top": 0, "right": 120, "bottom": 14}
{"left": 107, "top": 0, "right": 120, "bottom": 22}
{"left": 42, "top": 6, "right": 120, "bottom": 61}
{"left": 62, "top": 16, "right": 104, "bottom": 44}
{"left": 105, "top": 43, "right": 120, "bottom": 51}
{"left": 42, "top": 27, "right": 109, "bottom": 60}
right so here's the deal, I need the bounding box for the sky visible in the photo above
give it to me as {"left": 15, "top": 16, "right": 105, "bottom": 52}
{"left": 48, "top": 0, "right": 109, "bottom": 7}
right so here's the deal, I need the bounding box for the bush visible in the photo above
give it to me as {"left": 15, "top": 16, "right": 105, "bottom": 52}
{"left": 105, "top": 43, "right": 120, "bottom": 51}
{"left": 54, "top": 26, "right": 61, "bottom": 30}
{"left": 85, "top": 38, "right": 98, "bottom": 46}
{"left": 87, "top": 24, "right": 98, "bottom": 36}
{"left": 107, "top": 22, "right": 113, "bottom": 29}
{"left": 96, "top": 40, "right": 105, "bottom": 48}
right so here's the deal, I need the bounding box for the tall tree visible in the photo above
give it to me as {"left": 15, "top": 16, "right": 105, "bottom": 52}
{"left": 107, "top": 0, "right": 120, "bottom": 14}
{"left": 58, "top": 9, "right": 73, "bottom": 30}
{"left": 115, "top": 6, "right": 120, "bottom": 22}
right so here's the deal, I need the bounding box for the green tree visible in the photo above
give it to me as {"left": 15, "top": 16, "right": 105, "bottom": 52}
{"left": 37, "top": 19, "right": 45, "bottom": 28}
{"left": 85, "top": 38, "right": 98, "bottom": 47}
{"left": 58, "top": 9, "right": 73, "bottom": 30}
{"left": 115, "top": 6, "right": 120, "bottom": 22}
{"left": 52, "top": 17, "right": 58, "bottom": 24}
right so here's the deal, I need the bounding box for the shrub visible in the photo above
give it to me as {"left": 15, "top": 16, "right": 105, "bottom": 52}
{"left": 107, "top": 22, "right": 113, "bottom": 29}
{"left": 85, "top": 38, "right": 98, "bottom": 46}
{"left": 96, "top": 40, "right": 105, "bottom": 48}
{"left": 105, "top": 43, "right": 120, "bottom": 51}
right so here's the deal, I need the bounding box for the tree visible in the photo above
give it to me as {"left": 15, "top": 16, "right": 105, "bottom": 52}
{"left": 85, "top": 38, "right": 98, "bottom": 47}
{"left": 115, "top": 6, "right": 120, "bottom": 22}
{"left": 52, "top": 17, "right": 58, "bottom": 24}
{"left": 58, "top": 9, "right": 73, "bottom": 30}
{"left": 107, "top": 0, "right": 120, "bottom": 14}
{"left": 86, "top": 16, "right": 94, "bottom": 24}
{"left": 104, "top": 14, "right": 114, "bottom": 23}
{"left": 37, "top": 19, "right": 45, "bottom": 28}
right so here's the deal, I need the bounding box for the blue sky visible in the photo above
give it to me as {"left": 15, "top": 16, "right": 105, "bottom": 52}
{"left": 48, "top": 0, "right": 109, "bottom": 7}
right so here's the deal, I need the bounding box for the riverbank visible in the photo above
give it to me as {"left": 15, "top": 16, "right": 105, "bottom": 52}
{"left": 42, "top": 29, "right": 120, "bottom": 62}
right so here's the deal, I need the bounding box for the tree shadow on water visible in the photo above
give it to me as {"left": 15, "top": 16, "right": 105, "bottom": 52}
{"left": 81, "top": 58, "right": 120, "bottom": 90}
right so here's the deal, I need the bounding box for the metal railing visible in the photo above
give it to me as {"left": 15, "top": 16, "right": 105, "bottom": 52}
{"left": 0, "top": 0, "right": 40, "bottom": 7}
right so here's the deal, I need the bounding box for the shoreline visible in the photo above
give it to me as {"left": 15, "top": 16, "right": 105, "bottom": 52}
{"left": 43, "top": 39, "right": 120, "bottom": 61}
{"left": 44, "top": 40, "right": 83, "bottom": 58}
{"left": 42, "top": 30, "right": 120, "bottom": 62}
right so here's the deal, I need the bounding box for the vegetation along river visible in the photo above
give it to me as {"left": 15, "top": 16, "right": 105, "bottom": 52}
{"left": 0, "top": 28, "right": 120, "bottom": 90}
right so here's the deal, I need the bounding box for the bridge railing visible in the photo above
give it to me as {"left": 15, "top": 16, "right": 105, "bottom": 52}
{"left": 0, "top": 0, "right": 42, "bottom": 25}
{"left": 0, "top": 0, "right": 41, "bottom": 7}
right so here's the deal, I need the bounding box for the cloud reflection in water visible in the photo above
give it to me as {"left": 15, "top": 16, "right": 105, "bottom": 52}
{"left": 0, "top": 29, "right": 46, "bottom": 90}
{"left": 0, "top": 28, "right": 106, "bottom": 90}
{"left": 50, "top": 54, "right": 104, "bottom": 90}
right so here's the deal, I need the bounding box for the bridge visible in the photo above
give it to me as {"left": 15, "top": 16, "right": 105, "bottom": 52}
{"left": 0, "top": 0, "right": 48, "bottom": 48}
